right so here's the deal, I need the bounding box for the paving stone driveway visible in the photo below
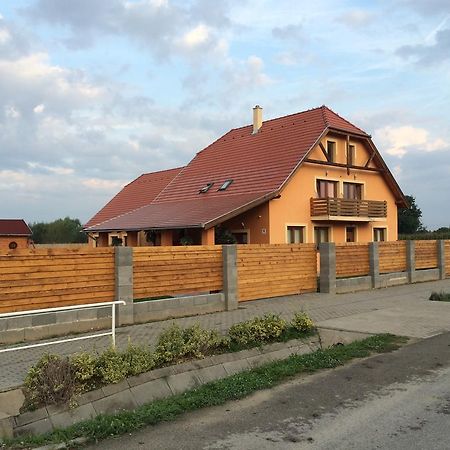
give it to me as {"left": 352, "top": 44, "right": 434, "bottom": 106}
{"left": 1, "top": 278, "right": 450, "bottom": 392}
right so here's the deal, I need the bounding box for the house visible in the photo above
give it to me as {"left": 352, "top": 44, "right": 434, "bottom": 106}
{"left": 0, "top": 219, "right": 32, "bottom": 251}
{"left": 84, "top": 105, "right": 407, "bottom": 246}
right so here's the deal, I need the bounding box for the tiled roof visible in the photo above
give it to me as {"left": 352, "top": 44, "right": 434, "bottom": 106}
{"left": 0, "top": 219, "right": 32, "bottom": 236}
{"left": 86, "top": 192, "right": 272, "bottom": 231}
{"left": 85, "top": 167, "right": 182, "bottom": 228}
{"left": 85, "top": 106, "right": 384, "bottom": 232}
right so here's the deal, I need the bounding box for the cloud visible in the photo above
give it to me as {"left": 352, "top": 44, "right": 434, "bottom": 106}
{"left": 272, "top": 24, "right": 304, "bottom": 41}
{"left": 399, "top": 0, "right": 450, "bottom": 16}
{"left": 374, "top": 125, "right": 448, "bottom": 157}
{"left": 396, "top": 27, "right": 450, "bottom": 64}
{"left": 336, "top": 9, "right": 375, "bottom": 29}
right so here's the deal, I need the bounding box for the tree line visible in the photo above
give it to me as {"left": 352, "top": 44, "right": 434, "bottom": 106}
{"left": 30, "top": 217, "right": 87, "bottom": 244}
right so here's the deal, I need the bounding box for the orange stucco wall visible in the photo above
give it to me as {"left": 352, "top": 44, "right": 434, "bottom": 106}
{"left": 0, "top": 236, "right": 30, "bottom": 252}
{"left": 268, "top": 133, "right": 398, "bottom": 244}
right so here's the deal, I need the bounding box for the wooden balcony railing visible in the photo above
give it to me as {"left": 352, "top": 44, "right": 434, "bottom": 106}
{"left": 310, "top": 197, "right": 387, "bottom": 219}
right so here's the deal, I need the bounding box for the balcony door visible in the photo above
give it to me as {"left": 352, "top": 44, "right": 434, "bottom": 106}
{"left": 317, "top": 180, "right": 338, "bottom": 198}
{"left": 343, "top": 182, "right": 362, "bottom": 200}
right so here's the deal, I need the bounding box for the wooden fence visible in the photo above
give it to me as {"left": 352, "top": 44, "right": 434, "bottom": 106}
{"left": 237, "top": 244, "right": 317, "bottom": 302}
{"left": 133, "top": 246, "right": 223, "bottom": 299}
{"left": 446, "top": 241, "right": 450, "bottom": 276}
{"left": 0, "top": 248, "right": 115, "bottom": 313}
{"left": 415, "top": 240, "right": 438, "bottom": 270}
{"left": 379, "top": 241, "right": 407, "bottom": 274}
{"left": 335, "top": 243, "right": 370, "bottom": 278}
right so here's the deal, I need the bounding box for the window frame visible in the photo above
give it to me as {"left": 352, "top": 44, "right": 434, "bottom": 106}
{"left": 345, "top": 226, "right": 357, "bottom": 243}
{"left": 343, "top": 181, "right": 363, "bottom": 200}
{"left": 314, "top": 226, "right": 331, "bottom": 244}
{"left": 286, "top": 224, "right": 306, "bottom": 244}
{"left": 373, "top": 227, "right": 387, "bottom": 242}
{"left": 326, "top": 140, "right": 337, "bottom": 162}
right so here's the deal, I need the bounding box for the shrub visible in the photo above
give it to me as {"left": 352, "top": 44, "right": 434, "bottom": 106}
{"left": 429, "top": 291, "right": 450, "bottom": 302}
{"left": 291, "top": 312, "right": 315, "bottom": 333}
{"left": 154, "top": 323, "right": 225, "bottom": 364}
{"left": 95, "top": 348, "right": 128, "bottom": 385}
{"left": 228, "top": 314, "right": 287, "bottom": 346}
{"left": 123, "top": 343, "right": 155, "bottom": 376}
{"left": 22, "top": 354, "right": 76, "bottom": 410}
{"left": 70, "top": 352, "right": 98, "bottom": 392}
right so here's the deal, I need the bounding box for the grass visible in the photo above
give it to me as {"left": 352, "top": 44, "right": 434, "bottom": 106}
{"left": 429, "top": 291, "right": 450, "bottom": 302}
{"left": 1, "top": 333, "right": 406, "bottom": 449}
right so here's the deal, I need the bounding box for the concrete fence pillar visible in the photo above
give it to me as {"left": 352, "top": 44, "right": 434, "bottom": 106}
{"left": 222, "top": 245, "right": 238, "bottom": 310}
{"left": 319, "top": 242, "right": 336, "bottom": 294}
{"left": 406, "top": 240, "right": 416, "bottom": 284}
{"left": 369, "top": 242, "right": 380, "bottom": 289}
{"left": 115, "top": 246, "right": 134, "bottom": 326}
{"left": 437, "top": 240, "right": 446, "bottom": 280}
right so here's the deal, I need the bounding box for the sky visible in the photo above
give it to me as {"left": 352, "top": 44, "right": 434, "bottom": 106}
{"left": 0, "top": 0, "right": 449, "bottom": 230}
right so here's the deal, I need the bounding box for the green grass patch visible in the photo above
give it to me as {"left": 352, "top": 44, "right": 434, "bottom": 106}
{"left": 2, "top": 334, "right": 406, "bottom": 449}
{"left": 429, "top": 291, "right": 450, "bottom": 302}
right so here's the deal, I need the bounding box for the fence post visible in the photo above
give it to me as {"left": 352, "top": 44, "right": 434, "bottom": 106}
{"left": 437, "top": 240, "right": 446, "bottom": 280}
{"left": 406, "top": 240, "right": 416, "bottom": 284}
{"left": 222, "top": 245, "right": 238, "bottom": 310}
{"left": 319, "top": 242, "right": 336, "bottom": 294}
{"left": 115, "top": 246, "right": 134, "bottom": 326}
{"left": 369, "top": 242, "right": 380, "bottom": 289}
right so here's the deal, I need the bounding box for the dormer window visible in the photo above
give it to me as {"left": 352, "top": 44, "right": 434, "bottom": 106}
{"left": 218, "top": 179, "right": 233, "bottom": 191}
{"left": 199, "top": 182, "right": 214, "bottom": 193}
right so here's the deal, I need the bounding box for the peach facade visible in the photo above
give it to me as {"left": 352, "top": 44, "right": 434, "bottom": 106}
{"left": 0, "top": 236, "right": 30, "bottom": 252}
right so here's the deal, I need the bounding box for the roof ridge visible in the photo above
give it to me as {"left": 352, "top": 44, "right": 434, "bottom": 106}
{"left": 230, "top": 105, "right": 325, "bottom": 132}
{"left": 123, "top": 166, "right": 183, "bottom": 188}
{"left": 321, "top": 105, "right": 368, "bottom": 135}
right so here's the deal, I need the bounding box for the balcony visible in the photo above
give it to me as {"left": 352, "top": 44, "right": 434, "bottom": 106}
{"left": 310, "top": 197, "right": 387, "bottom": 222}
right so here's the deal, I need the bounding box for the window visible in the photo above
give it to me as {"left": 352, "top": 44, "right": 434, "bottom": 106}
{"left": 314, "top": 227, "right": 330, "bottom": 244}
{"left": 8, "top": 241, "right": 17, "bottom": 249}
{"left": 231, "top": 231, "right": 248, "bottom": 244}
{"left": 346, "top": 226, "right": 356, "bottom": 243}
{"left": 287, "top": 226, "right": 305, "bottom": 244}
{"left": 327, "top": 141, "right": 336, "bottom": 162}
{"left": 317, "top": 179, "right": 338, "bottom": 198}
{"left": 373, "top": 228, "right": 386, "bottom": 242}
{"left": 111, "top": 236, "right": 123, "bottom": 246}
{"left": 199, "top": 182, "right": 214, "bottom": 193}
{"left": 218, "top": 179, "right": 233, "bottom": 191}
{"left": 347, "top": 144, "right": 355, "bottom": 166}
{"left": 343, "top": 182, "right": 362, "bottom": 200}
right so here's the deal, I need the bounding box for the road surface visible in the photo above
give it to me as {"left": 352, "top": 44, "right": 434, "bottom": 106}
{"left": 86, "top": 332, "right": 450, "bottom": 450}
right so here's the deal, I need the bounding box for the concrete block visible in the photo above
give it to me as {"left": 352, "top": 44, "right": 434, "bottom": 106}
{"left": 14, "top": 407, "right": 48, "bottom": 427}
{"left": 115, "top": 246, "right": 133, "bottom": 267}
{"left": 76, "top": 389, "right": 104, "bottom": 407}
{"left": 0, "top": 389, "right": 24, "bottom": 416}
{"left": 319, "top": 242, "right": 336, "bottom": 294}
{"left": 127, "top": 366, "right": 174, "bottom": 388}
{"left": 6, "top": 316, "right": 32, "bottom": 331}
{"left": 24, "top": 326, "right": 51, "bottom": 342}
{"left": 50, "top": 403, "right": 97, "bottom": 429}
{"left": 223, "top": 245, "right": 238, "bottom": 310}
{"left": 45, "top": 402, "right": 69, "bottom": 416}
{"left": 193, "top": 296, "right": 208, "bottom": 306}
{"left": 14, "top": 417, "right": 53, "bottom": 437}
{"left": 96, "top": 307, "right": 111, "bottom": 319}
{"left": 317, "top": 328, "right": 372, "bottom": 348}
{"left": 222, "top": 359, "right": 251, "bottom": 376}
{"left": 31, "top": 313, "right": 56, "bottom": 327}
{"left": 438, "top": 240, "right": 446, "bottom": 280}
{"left": 265, "top": 348, "right": 294, "bottom": 362}
{"left": 369, "top": 242, "right": 380, "bottom": 289}
{"left": 407, "top": 240, "right": 416, "bottom": 283}
{"left": 415, "top": 268, "right": 439, "bottom": 283}
{"left": 130, "top": 379, "right": 172, "bottom": 406}
{"left": 0, "top": 328, "right": 25, "bottom": 345}
{"left": 261, "top": 341, "right": 288, "bottom": 354}
{"left": 0, "top": 319, "right": 6, "bottom": 333}
{"left": 195, "top": 365, "right": 228, "bottom": 384}
{"left": 336, "top": 276, "right": 372, "bottom": 293}
{"left": 166, "top": 371, "right": 201, "bottom": 395}
{"left": 55, "top": 311, "right": 78, "bottom": 324}
{"left": 246, "top": 353, "right": 273, "bottom": 369}
{"left": 117, "top": 267, "right": 133, "bottom": 287}
{"left": 77, "top": 309, "right": 98, "bottom": 321}
{"left": 0, "top": 414, "right": 14, "bottom": 440}
{"left": 92, "top": 389, "right": 137, "bottom": 415}
{"left": 101, "top": 379, "right": 130, "bottom": 397}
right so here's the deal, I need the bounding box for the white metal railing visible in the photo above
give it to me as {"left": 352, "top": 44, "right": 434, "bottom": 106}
{"left": 0, "top": 301, "right": 126, "bottom": 354}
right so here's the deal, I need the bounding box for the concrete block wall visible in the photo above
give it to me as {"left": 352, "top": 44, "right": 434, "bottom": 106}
{"left": 323, "top": 240, "right": 448, "bottom": 294}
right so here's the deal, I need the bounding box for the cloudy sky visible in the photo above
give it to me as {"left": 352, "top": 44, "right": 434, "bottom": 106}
{"left": 0, "top": 0, "right": 449, "bottom": 229}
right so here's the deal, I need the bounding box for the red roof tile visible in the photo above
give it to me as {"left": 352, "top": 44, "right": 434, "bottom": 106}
{"left": 86, "top": 106, "right": 384, "bottom": 231}
{"left": 0, "top": 219, "right": 32, "bottom": 236}
{"left": 85, "top": 167, "right": 182, "bottom": 228}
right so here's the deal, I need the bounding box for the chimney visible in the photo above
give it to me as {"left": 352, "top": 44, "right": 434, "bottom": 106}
{"left": 252, "top": 105, "right": 262, "bottom": 134}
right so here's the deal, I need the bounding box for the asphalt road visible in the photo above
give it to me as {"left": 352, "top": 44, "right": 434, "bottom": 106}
{"left": 86, "top": 333, "right": 450, "bottom": 450}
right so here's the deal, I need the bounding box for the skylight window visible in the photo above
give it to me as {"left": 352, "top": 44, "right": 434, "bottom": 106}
{"left": 199, "top": 182, "right": 214, "bottom": 193}
{"left": 218, "top": 179, "right": 233, "bottom": 191}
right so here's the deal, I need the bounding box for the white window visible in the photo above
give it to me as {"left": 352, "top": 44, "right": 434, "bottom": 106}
{"left": 373, "top": 228, "right": 386, "bottom": 242}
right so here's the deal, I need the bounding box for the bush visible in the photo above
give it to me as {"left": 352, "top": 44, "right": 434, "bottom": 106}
{"left": 23, "top": 354, "right": 76, "bottom": 410}
{"left": 95, "top": 348, "right": 129, "bottom": 385}
{"left": 291, "top": 312, "right": 315, "bottom": 333}
{"left": 70, "top": 352, "right": 98, "bottom": 392}
{"left": 429, "top": 291, "right": 450, "bottom": 302}
{"left": 228, "top": 314, "right": 287, "bottom": 346}
{"left": 122, "top": 343, "right": 155, "bottom": 376}
{"left": 154, "top": 323, "right": 225, "bottom": 364}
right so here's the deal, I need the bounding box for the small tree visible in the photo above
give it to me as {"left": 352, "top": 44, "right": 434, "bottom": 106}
{"left": 398, "top": 195, "right": 425, "bottom": 234}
